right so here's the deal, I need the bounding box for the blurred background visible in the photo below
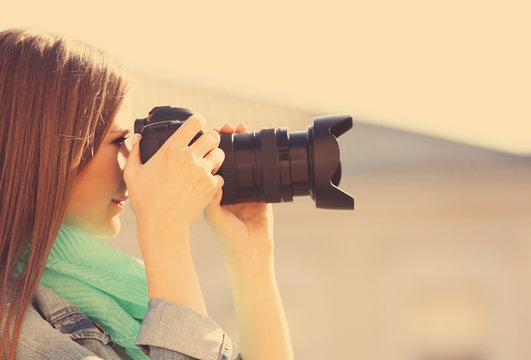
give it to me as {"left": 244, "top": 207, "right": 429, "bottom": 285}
{"left": 2, "top": 1, "right": 531, "bottom": 359}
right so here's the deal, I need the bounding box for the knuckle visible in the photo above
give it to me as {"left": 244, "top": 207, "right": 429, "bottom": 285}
{"left": 179, "top": 147, "right": 194, "bottom": 164}
{"left": 211, "top": 175, "right": 224, "bottom": 191}
{"left": 217, "top": 147, "right": 225, "bottom": 161}
{"left": 205, "top": 130, "right": 220, "bottom": 145}
{"left": 194, "top": 156, "right": 205, "bottom": 168}
{"left": 212, "top": 149, "right": 224, "bottom": 165}
{"left": 204, "top": 163, "right": 213, "bottom": 175}
{"left": 165, "top": 138, "right": 181, "bottom": 154}
{"left": 209, "top": 175, "right": 219, "bottom": 188}
{"left": 211, "top": 130, "right": 221, "bottom": 141}
{"left": 188, "top": 116, "right": 206, "bottom": 129}
{"left": 217, "top": 175, "right": 224, "bottom": 187}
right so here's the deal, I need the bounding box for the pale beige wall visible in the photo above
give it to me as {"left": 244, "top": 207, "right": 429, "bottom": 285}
{"left": 107, "top": 78, "right": 531, "bottom": 359}
{"left": 2, "top": 0, "right": 530, "bottom": 154}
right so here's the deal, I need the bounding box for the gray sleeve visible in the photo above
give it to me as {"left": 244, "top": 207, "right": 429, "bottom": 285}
{"left": 14, "top": 305, "right": 107, "bottom": 360}
{"left": 134, "top": 298, "right": 233, "bottom": 360}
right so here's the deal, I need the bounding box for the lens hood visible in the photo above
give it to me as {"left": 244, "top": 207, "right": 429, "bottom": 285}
{"left": 311, "top": 115, "right": 355, "bottom": 209}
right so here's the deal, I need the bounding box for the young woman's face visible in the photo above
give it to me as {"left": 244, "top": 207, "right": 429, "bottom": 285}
{"left": 63, "top": 102, "right": 132, "bottom": 237}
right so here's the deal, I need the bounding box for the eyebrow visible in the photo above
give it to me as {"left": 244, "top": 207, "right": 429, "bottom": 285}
{"left": 109, "top": 129, "right": 132, "bottom": 135}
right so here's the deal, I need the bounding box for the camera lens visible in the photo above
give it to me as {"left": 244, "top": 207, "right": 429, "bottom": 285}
{"left": 217, "top": 116, "right": 353, "bottom": 209}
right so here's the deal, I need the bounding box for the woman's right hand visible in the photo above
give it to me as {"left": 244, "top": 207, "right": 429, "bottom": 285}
{"left": 124, "top": 115, "right": 225, "bottom": 234}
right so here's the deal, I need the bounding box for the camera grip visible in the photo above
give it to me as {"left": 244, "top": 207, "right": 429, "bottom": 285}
{"left": 139, "top": 121, "right": 203, "bottom": 164}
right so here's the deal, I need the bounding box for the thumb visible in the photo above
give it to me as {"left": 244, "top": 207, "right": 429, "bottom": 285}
{"left": 125, "top": 134, "right": 142, "bottom": 173}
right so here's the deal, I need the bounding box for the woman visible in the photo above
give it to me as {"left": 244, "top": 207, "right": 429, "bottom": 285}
{"left": 0, "top": 28, "right": 294, "bottom": 360}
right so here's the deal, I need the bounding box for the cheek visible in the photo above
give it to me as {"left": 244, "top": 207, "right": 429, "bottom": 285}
{"left": 63, "top": 143, "right": 126, "bottom": 236}
{"left": 67, "top": 151, "right": 123, "bottom": 212}
{"left": 94, "top": 148, "right": 124, "bottom": 190}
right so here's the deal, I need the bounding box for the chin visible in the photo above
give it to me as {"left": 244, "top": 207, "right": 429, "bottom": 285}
{"left": 99, "top": 217, "right": 122, "bottom": 238}
{"left": 82, "top": 216, "right": 121, "bottom": 238}
{"left": 63, "top": 212, "right": 122, "bottom": 238}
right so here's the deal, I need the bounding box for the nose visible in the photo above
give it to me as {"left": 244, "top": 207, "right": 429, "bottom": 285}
{"left": 118, "top": 143, "right": 130, "bottom": 170}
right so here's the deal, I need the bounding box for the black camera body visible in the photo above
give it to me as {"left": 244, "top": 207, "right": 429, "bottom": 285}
{"left": 135, "top": 106, "right": 354, "bottom": 210}
{"left": 134, "top": 107, "right": 200, "bottom": 163}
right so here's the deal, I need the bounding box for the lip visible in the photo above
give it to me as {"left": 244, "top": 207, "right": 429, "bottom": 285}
{"left": 111, "top": 196, "right": 128, "bottom": 208}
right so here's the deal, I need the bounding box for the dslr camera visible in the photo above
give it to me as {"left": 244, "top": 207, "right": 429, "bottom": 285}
{"left": 134, "top": 106, "right": 354, "bottom": 210}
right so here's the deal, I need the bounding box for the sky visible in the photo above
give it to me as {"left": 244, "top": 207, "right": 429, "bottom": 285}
{"left": 2, "top": 0, "right": 530, "bottom": 154}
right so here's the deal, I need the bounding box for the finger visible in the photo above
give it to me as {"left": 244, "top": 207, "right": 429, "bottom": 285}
{"left": 220, "top": 124, "right": 234, "bottom": 133}
{"left": 163, "top": 115, "right": 206, "bottom": 150}
{"left": 235, "top": 122, "right": 248, "bottom": 133}
{"left": 204, "top": 147, "right": 225, "bottom": 174}
{"left": 189, "top": 130, "right": 220, "bottom": 157}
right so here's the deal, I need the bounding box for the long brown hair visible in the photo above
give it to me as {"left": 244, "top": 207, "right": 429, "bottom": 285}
{"left": 0, "top": 28, "right": 128, "bottom": 359}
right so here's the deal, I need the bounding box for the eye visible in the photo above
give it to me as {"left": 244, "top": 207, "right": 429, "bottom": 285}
{"left": 112, "top": 136, "right": 129, "bottom": 147}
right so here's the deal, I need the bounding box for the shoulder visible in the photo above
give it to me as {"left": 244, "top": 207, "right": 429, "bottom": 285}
{"left": 15, "top": 284, "right": 125, "bottom": 360}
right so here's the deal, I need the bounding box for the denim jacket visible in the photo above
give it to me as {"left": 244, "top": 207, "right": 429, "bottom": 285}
{"left": 13, "top": 283, "right": 241, "bottom": 360}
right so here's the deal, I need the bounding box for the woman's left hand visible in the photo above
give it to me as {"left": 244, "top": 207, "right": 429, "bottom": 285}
{"left": 203, "top": 123, "right": 274, "bottom": 261}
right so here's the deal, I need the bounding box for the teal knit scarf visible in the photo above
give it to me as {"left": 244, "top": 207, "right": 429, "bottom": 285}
{"left": 16, "top": 224, "right": 150, "bottom": 360}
